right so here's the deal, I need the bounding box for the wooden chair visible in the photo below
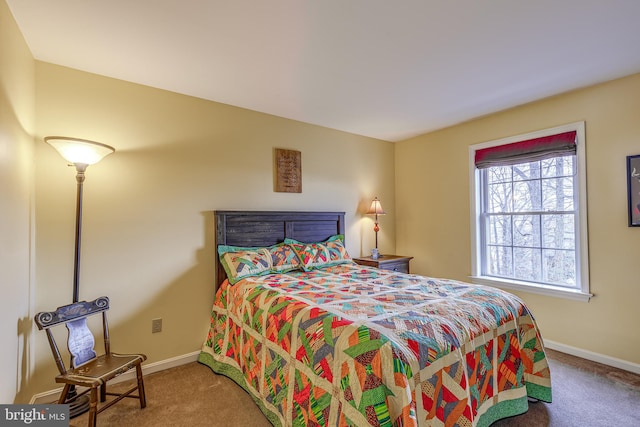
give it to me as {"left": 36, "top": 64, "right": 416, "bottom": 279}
{"left": 34, "top": 296, "right": 147, "bottom": 427}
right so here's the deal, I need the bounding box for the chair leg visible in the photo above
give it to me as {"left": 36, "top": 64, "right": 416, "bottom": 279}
{"left": 135, "top": 363, "right": 147, "bottom": 409}
{"left": 88, "top": 387, "right": 98, "bottom": 427}
{"left": 58, "top": 384, "right": 71, "bottom": 404}
{"left": 100, "top": 382, "right": 106, "bottom": 402}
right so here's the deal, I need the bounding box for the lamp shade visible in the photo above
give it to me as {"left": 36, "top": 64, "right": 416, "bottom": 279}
{"left": 45, "top": 136, "right": 115, "bottom": 165}
{"left": 366, "top": 197, "right": 386, "bottom": 215}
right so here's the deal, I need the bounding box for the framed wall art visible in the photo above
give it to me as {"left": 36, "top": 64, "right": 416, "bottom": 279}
{"left": 627, "top": 154, "right": 640, "bottom": 226}
{"left": 275, "top": 148, "right": 302, "bottom": 193}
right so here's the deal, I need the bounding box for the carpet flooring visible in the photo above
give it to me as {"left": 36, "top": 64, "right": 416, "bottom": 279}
{"left": 69, "top": 349, "right": 640, "bottom": 426}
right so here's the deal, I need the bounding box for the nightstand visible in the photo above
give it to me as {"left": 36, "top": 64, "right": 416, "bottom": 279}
{"left": 352, "top": 255, "right": 413, "bottom": 274}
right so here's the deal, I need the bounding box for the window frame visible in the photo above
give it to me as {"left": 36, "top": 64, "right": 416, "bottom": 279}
{"left": 469, "top": 122, "right": 591, "bottom": 302}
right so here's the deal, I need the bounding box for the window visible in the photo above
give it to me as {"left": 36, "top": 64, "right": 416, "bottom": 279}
{"left": 469, "top": 122, "right": 591, "bottom": 301}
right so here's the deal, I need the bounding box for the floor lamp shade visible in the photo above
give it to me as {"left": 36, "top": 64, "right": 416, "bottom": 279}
{"left": 45, "top": 136, "right": 115, "bottom": 165}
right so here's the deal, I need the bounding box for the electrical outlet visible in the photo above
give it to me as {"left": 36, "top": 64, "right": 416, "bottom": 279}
{"left": 152, "top": 318, "right": 162, "bottom": 333}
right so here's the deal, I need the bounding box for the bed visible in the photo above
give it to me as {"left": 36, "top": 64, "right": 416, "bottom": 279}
{"left": 198, "top": 210, "right": 551, "bottom": 426}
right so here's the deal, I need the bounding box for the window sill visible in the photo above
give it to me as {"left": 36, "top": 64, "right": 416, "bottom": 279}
{"left": 469, "top": 276, "right": 593, "bottom": 302}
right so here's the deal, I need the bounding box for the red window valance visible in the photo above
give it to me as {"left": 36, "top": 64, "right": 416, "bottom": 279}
{"left": 475, "top": 131, "right": 577, "bottom": 169}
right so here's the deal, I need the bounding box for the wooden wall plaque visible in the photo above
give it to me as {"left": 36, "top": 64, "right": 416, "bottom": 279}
{"left": 275, "top": 148, "right": 302, "bottom": 193}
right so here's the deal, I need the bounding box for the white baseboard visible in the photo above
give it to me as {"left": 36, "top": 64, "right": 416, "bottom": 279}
{"left": 30, "top": 350, "right": 201, "bottom": 404}
{"left": 544, "top": 339, "right": 640, "bottom": 375}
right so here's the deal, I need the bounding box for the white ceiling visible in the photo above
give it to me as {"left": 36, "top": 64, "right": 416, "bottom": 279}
{"left": 7, "top": 1, "right": 640, "bottom": 142}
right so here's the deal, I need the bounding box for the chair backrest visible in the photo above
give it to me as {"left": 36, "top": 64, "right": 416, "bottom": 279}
{"left": 34, "top": 296, "right": 111, "bottom": 374}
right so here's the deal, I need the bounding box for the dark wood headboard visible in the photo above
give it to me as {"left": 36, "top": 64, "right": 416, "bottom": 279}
{"left": 215, "top": 210, "right": 345, "bottom": 287}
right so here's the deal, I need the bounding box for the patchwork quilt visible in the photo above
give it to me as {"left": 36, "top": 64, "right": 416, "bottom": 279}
{"left": 199, "top": 263, "right": 551, "bottom": 427}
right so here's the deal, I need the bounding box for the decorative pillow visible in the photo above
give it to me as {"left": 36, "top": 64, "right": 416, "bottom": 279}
{"left": 285, "top": 234, "right": 352, "bottom": 271}
{"left": 218, "top": 245, "right": 272, "bottom": 284}
{"left": 268, "top": 243, "right": 301, "bottom": 273}
{"left": 218, "top": 243, "right": 301, "bottom": 284}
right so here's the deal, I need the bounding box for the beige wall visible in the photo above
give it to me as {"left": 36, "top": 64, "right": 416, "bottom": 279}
{"left": 31, "top": 62, "right": 396, "bottom": 395}
{"left": 396, "top": 73, "right": 640, "bottom": 365}
{"left": 0, "top": 0, "right": 35, "bottom": 403}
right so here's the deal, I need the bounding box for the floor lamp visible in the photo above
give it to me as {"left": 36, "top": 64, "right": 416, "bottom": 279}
{"left": 45, "top": 136, "right": 115, "bottom": 417}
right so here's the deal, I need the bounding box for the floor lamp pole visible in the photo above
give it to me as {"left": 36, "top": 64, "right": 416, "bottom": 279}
{"left": 67, "top": 164, "right": 90, "bottom": 418}
{"left": 73, "top": 165, "right": 86, "bottom": 304}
